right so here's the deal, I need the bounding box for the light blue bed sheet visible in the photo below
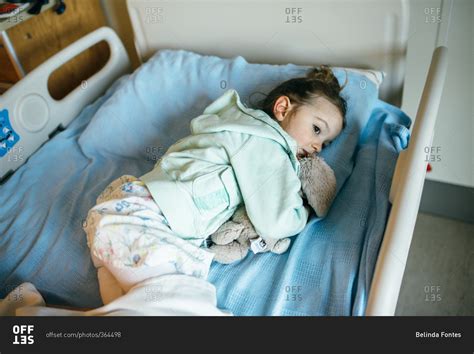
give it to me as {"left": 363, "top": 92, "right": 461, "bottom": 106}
{"left": 0, "top": 50, "right": 411, "bottom": 315}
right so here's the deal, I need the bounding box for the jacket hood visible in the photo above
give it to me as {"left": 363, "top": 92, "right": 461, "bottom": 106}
{"left": 190, "top": 90, "right": 299, "bottom": 168}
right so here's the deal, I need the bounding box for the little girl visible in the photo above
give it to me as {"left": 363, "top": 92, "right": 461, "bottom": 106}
{"left": 83, "top": 65, "right": 347, "bottom": 315}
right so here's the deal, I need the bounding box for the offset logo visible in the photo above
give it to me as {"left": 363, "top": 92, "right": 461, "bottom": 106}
{"left": 145, "top": 7, "right": 164, "bottom": 24}
{"left": 0, "top": 109, "right": 20, "bottom": 157}
{"left": 13, "top": 325, "right": 34, "bottom": 344}
{"left": 284, "top": 7, "right": 303, "bottom": 23}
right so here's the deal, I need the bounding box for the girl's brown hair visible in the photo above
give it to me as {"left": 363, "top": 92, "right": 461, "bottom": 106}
{"left": 260, "top": 65, "right": 348, "bottom": 129}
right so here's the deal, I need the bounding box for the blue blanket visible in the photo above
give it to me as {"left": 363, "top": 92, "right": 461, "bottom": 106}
{"left": 0, "top": 50, "right": 410, "bottom": 315}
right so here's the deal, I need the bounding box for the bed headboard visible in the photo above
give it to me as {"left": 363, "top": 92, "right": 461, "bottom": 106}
{"left": 126, "top": 0, "right": 410, "bottom": 105}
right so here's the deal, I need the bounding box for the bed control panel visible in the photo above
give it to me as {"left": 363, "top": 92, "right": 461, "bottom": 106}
{"left": 0, "top": 109, "right": 20, "bottom": 157}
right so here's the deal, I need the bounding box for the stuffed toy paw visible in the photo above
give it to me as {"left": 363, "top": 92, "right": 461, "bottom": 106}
{"left": 209, "top": 207, "right": 291, "bottom": 264}
{"left": 209, "top": 156, "right": 336, "bottom": 264}
{"left": 208, "top": 219, "right": 249, "bottom": 264}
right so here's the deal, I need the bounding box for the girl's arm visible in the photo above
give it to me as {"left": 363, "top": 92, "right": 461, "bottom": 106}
{"left": 230, "top": 136, "right": 309, "bottom": 240}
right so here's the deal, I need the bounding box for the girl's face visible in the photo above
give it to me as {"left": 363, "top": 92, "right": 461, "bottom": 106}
{"left": 273, "top": 95, "right": 344, "bottom": 159}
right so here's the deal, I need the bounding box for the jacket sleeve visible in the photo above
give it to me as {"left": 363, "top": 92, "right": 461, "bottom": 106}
{"left": 230, "top": 136, "right": 309, "bottom": 239}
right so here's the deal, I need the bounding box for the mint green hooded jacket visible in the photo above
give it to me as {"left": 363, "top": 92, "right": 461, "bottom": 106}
{"left": 141, "top": 89, "right": 309, "bottom": 241}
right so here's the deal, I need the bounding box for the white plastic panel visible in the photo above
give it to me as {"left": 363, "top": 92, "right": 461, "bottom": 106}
{"left": 127, "top": 0, "right": 410, "bottom": 105}
{"left": 0, "top": 27, "right": 131, "bottom": 181}
{"left": 402, "top": 0, "right": 472, "bottom": 188}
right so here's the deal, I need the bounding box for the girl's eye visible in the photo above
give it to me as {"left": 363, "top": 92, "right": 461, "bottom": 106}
{"left": 313, "top": 125, "right": 320, "bottom": 135}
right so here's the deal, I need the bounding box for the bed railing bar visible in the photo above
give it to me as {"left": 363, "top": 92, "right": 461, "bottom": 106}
{"left": 365, "top": 46, "right": 448, "bottom": 316}
{"left": 0, "top": 27, "right": 131, "bottom": 181}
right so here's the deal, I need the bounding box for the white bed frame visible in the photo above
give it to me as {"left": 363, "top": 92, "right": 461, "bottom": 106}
{"left": 0, "top": 0, "right": 450, "bottom": 316}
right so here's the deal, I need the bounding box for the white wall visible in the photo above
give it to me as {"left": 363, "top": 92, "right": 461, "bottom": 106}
{"left": 402, "top": 0, "right": 473, "bottom": 188}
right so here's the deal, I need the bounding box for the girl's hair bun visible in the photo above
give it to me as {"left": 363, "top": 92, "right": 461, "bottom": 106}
{"left": 306, "top": 65, "right": 346, "bottom": 93}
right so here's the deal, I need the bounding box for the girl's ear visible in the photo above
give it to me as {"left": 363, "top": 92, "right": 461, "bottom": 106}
{"left": 273, "top": 96, "right": 292, "bottom": 122}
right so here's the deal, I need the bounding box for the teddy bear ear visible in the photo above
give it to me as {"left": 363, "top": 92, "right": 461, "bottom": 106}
{"left": 211, "top": 221, "right": 245, "bottom": 244}
{"left": 299, "top": 157, "right": 337, "bottom": 217}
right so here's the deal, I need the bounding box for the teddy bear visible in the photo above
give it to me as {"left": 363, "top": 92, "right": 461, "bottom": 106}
{"left": 208, "top": 156, "right": 337, "bottom": 264}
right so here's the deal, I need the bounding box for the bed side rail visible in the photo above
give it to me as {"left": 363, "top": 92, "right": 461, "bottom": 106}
{"left": 365, "top": 46, "right": 448, "bottom": 316}
{"left": 0, "top": 27, "right": 130, "bottom": 182}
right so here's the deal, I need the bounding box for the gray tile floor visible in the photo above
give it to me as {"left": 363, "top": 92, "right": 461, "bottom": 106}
{"left": 395, "top": 213, "right": 473, "bottom": 315}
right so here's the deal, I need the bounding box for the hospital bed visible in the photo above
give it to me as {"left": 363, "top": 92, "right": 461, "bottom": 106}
{"left": 0, "top": 0, "right": 450, "bottom": 316}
